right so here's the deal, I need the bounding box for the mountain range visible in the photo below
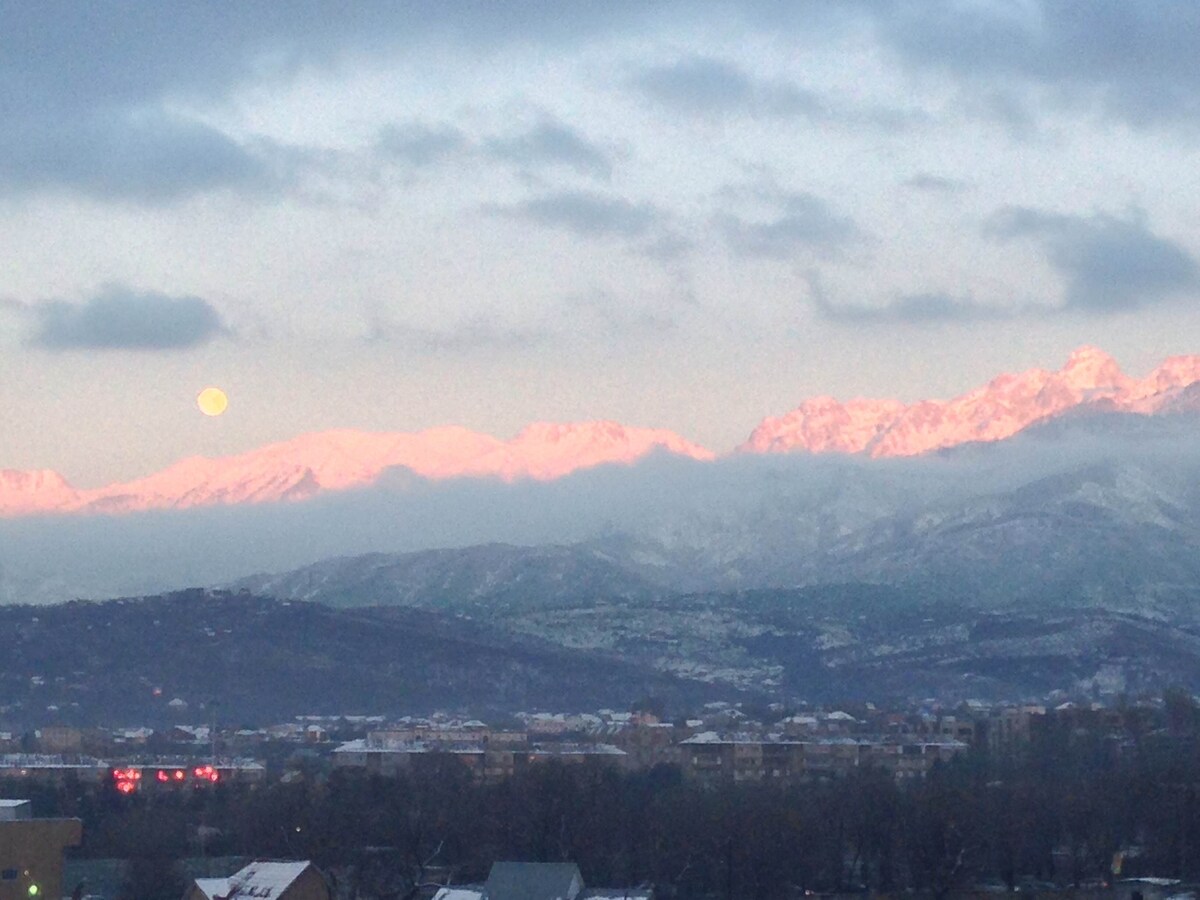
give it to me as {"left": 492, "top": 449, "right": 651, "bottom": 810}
{"left": 0, "top": 590, "right": 729, "bottom": 725}
{"left": 4, "top": 346, "right": 1199, "bottom": 518}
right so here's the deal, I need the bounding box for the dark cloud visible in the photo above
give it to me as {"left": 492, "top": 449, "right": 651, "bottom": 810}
{"left": 634, "top": 56, "right": 824, "bottom": 118}
{"left": 985, "top": 207, "right": 1200, "bottom": 312}
{"left": 0, "top": 3, "right": 672, "bottom": 202}
{"left": 29, "top": 287, "right": 228, "bottom": 351}
{"left": 718, "top": 191, "right": 860, "bottom": 260}
{"left": 492, "top": 190, "right": 661, "bottom": 238}
{"left": 483, "top": 119, "right": 612, "bottom": 179}
{"left": 0, "top": 3, "right": 676, "bottom": 113}
{"left": 870, "top": 0, "right": 1200, "bottom": 126}
{"left": 375, "top": 122, "right": 469, "bottom": 168}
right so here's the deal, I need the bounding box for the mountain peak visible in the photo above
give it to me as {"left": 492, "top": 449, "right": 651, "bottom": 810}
{"left": 5, "top": 348, "right": 1200, "bottom": 520}
{"left": 742, "top": 346, "right": 1198, "bottom": 459}
{"left": 1059, "top": 345, "right": 1127, "bottom": 390}
{"left": 1, "top": 421, "right": 713, "bottom": 518}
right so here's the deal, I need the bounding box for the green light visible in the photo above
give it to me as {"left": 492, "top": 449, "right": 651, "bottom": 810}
{"left": 28, "top": 885, "right": 40, "bottom": 897}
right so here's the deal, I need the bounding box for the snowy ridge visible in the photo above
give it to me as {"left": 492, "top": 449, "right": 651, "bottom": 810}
{"left": 742, "top": 346, "right": 1200, "bottom": 457}
{"left": 0, "top": 421, "right": 714, "bottom": 517}
{"left": 3, "top": 346, "right": 1199, "bottom": 518}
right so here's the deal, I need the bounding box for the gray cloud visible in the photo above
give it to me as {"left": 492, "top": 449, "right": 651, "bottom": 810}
{"left": 632, "top": 55, "right": 926, "bottom": 130}
{"left": 483, "top": 120, "right": 612, "bottom": 179}
{"left": 492, "top": 190, "right": 662, "bottom": 239}
{"left": 985, "top": 207, "right": 1200, "bottom": 312}
{"left": 375, "top": 122, "right": 469, "bottom": 168}
{"left": 871, "top": 0, "right": 1200, "bottom": 126}
{"left": 718, "top": 191, "right": 861, "bottom": 260}
{"left": 634, "top": 56, "right": 824, "bottom": 119}
{"left": 0, "top": 3, "right": 671, "bottom": 202}
{"left": 29, "top": 287, "right": 229, "bottom": 351}
{"left": 0, "top": 110, "right": 291, "bottom": 202}
{"left": 816, "top": 291, "right": 1005, "bottom": 324}
{"left": 903, "top": 173, "right": 967, "bottom": 193}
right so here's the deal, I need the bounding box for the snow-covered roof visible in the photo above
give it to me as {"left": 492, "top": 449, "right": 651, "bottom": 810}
{"left": 194, "top": 879, "right": 231, "bottom": 900}
{"left": 221, "top": 860, "right": 312, "bottom": 900}
{"left": 431, "top": 889, "right": 483, "bottom": 900}
{"left": 528, "top": 743, "right": 625, "bottom": 756}
{"left": 681, "top": 731, "right": 722, "bottom": 744}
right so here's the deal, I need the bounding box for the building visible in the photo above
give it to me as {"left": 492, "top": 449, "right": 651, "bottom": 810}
{"left": 985, "top": 706, "right": 1047, "bottom": 755}
{"left": 433, "top": 861, "right": 650, "bottom": 900}
{"left": 332, "top": 737, "right": 626, "bottom": 782}
{"left": 0, "top": 799, "right": 83, "bottom": 900}
{"left": 108, "top": 759, "right": 266, "bottom": 793}
{"left": 184, "top": 860, "right": 328, "bottom": 900}
{"left": 678, "top": 733, "right": 968, "bottom": 784}
{"left": 0, "top": 755, "right": 109, "bottom": 784}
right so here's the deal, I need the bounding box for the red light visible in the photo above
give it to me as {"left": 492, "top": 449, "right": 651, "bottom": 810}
{"left": 174, "top": 770, "right": 185, "bottom": 781}
{"left": 116, "top": 781, "right": 136, "bottom": 794}
{"left": 209, "top": 771, "right": 220, "bottom": 783}
{"left": 193, "top": 767, "right": 205, "bottom": 778}
{"left": 156, "top": 770, "right": 169, "bottom": 783}
{"left": 111, "top": 769, "right": 121, "bottom": 779}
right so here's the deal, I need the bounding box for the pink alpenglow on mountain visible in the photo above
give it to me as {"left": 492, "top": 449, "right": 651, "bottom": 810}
{"left": 0, "top": 469, "right": 81, "bottom": 517}
{"left": 0, "top": 421, "right": 714, "bottom": 518}
{"left": 4, "top": 347, "right": 1199, "bottom": 519}
{"left": 741, "top": 346, "right": 1200, "bottom": 458}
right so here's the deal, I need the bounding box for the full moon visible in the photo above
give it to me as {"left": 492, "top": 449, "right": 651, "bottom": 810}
{"left": 196, "top": 387, "right": 229, "bottom": 417}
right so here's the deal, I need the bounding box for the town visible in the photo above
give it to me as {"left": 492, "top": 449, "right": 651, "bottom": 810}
{"left": 6, "top": 693, "right": 1200, "bottom": 900}
{"left": 3, "top": 698, "right": 1075, "bottom": 789}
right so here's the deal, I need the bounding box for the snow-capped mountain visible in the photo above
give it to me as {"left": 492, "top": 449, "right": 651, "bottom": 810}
{"left": 741, "top": 346, "right": 1200, "bottom": 457}
{"left": 0, "top": 421, "right": 714, "bottom": 516}
{"left": 0, "top": 469, "right": 80, "bottom": 516}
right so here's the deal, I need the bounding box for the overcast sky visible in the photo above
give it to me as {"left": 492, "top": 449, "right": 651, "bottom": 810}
{"left": 3, "top": 1, "right": 1200, "bottom": 486}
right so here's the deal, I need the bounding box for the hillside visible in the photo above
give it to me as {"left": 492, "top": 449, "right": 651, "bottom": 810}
{"left": 0, "top": 590, "right": 733, "bottom": 726}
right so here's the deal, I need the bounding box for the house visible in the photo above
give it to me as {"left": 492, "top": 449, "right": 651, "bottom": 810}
{"left": 183, "top": 860, "right": 328, "bottom": 900}
{"left": 432, "top": 862, "right": 650, "bottom": 900}
{"left": 0, "top": 799, "right": 82, "bottom": 900}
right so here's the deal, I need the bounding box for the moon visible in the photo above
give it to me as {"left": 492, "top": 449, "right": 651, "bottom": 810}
{"left": 196, "top": 387, "right": 229, "bottom": 417}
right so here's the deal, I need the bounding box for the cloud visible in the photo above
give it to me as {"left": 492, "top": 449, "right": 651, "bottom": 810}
{"left": 634, "top": 56, "right": 824, "bottom": 119}
{"left": 870, "top": 0, "right": 1200, "bottom": 127}
{"left": 0, "top": 109, "right": 291, "bottom": 202}
{"left": 483, "top": 119, "right": 612, "bottom": 179}
{"left": 984, "top": 207, "right": 1200, "bottom": 312}
{"left": 491, "top": 190, "right": 662, "bottom": 238}
{"left": 375, "top": 122, "right": 469, "bottom": 168}
{"left": 903, "top": 173, "right": 967, "bottom": 193}
{"left": 29, "top": 287, "right": 229, "bottom": 351}
{"left": 632, "top": 55, "right": 926, "bottom": 130}
{"left": 0, "top": 4, "right": 667, "bottom": 202}
{"left": 816, "top": 290, "right": 1007, "bottom": 324}
{"left": 717, "top": 191, "right": 861, "bottom": 260}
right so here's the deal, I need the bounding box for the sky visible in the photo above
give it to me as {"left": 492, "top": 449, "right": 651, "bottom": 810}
{"left": 3, "top": 1, "right": 1200, "bottom": 487}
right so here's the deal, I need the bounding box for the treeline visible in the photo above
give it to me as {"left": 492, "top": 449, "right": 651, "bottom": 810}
{"left": 12, "top": 722, "right": 1200, "bottom": 899}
